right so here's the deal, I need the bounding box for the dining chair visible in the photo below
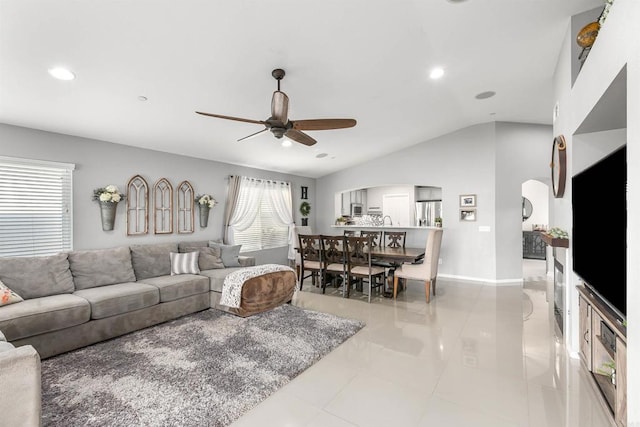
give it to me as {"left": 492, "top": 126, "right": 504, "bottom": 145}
{"left": 344, "top": 235, "right": 386, "bottom": 303}
{"left": 360, "top": 230, "right": 381, "bottom": 247}
{"left": 293, "top": 225, "right": 313, "bottom": 275}
{"left": 374, "top": 230, "right": 407, "bottom": 283}
{"left": 297, "top": 234, "right": 324, "bottom": 291}
{"left": 383, "top": 231, "right": 406, "bottom": 248}
{"left": 392, "top": 228, "right": 443, "bottom": 303}
{"left": 321, "top": 235, "right": 346, "bottom": 289}
{"left": 343, "top": 230, "right": 358, "bottom": 237}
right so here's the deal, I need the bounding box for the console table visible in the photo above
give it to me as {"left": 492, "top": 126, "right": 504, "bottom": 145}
{"left": 522, "top": 231, "right": 546, "bottom": 259}
{"left": 577, "top": 285, "right": 627, "bottom": 426}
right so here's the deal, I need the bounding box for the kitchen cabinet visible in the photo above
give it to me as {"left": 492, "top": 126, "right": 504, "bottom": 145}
{"left": 340, "top": 189, "right": 367, "bottom": 216}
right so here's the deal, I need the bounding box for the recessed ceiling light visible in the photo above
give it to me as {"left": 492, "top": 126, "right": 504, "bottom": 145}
{"left": 475, "top": 91, "right": 496, "bottom": 100}
{"left": 281, "top": 139, "right": 292, "bottom": 148}
{"left": 429, "top": 67, "right": 444, "bottom": 79}
{"left": 48, "top": 67, "right": 75, "bottom": 81}
{"left": 138, "top": 96, "right": 148, "bottom": 102}
{"left": 316, "top": 153, "right": 328, "bottom": 158}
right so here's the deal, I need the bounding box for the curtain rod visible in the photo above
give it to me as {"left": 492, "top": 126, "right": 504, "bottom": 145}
{"left": 229, "top": 175, "right": 290, "bottom": 185}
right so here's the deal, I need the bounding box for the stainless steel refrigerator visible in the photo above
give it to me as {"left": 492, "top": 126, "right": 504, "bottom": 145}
{"left": 415, "top": 200, "right": 442, "bottom": 226}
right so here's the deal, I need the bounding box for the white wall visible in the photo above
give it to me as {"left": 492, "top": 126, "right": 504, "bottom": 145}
{"left": 0, "top": 123, "right": 315, "bottom": 265}
{"left": 553, "top": 1, "right": 639, "bottom": 422}
{"left": 316, "top": 121, "right": 551, "bottom": 283}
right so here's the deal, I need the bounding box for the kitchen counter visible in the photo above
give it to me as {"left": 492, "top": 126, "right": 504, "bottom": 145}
{"left": 331, "top": 225, "right": 441, "bottom": 230}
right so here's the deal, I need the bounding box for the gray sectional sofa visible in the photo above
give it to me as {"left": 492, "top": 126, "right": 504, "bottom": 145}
{"left": 0, "top": 240, "right": 255, "bottom": 360}
{"left": 0, "top": 329, "right": 41, "bottom": 427}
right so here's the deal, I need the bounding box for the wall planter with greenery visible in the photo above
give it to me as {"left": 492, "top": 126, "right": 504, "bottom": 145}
{"left": 299, "top": 201, "right": 311, "bottom": 226}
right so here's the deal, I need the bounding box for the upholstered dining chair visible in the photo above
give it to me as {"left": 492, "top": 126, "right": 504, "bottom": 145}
{"left": 344, "top": 235, "right": 386, "bottom": 303}
{"left": 392, "top": 228, "right": 443, "bottom": 303}
{"left": 360, "top": 230, "right": 381, "bottom": 247}
{"left": 297, "top": 234, "right": 324, "bottom": 291}
{"left": 374, "top": 230, "right": 407, "bottom": 278}
{"left": 383, "top": 231, "right": 406, "bottom": 248}
{"left": 293, "top": 225, "right": 313, "bottom": 276}
{"left": 321, "top": 235, "right": 346, "bottom": 290}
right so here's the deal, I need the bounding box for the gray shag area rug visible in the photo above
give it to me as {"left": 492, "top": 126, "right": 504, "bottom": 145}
{"left": 41, "top": 304, "right": 364, "bottom": 426}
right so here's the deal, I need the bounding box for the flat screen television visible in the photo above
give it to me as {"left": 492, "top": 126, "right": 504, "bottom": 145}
{"left": 572, "top": 144, "right": 626, "bottom": 321}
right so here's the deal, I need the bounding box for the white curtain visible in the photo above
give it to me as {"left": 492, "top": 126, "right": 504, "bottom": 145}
{"left": 227, "top": 177, "right": 264, "bottom": 244}
{"left": 264, "top": 180, "right": 296, "bottom": 260}
{"left": 228, "top": 176, "right": 295, "bottom": 257}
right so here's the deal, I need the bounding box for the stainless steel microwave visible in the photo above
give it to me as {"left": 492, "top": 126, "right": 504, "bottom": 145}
{"left": 351, "top": 203, "right": 363, "bottom": 217}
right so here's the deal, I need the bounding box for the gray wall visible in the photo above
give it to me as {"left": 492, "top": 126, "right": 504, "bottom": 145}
{"left": 316, "top": 121, "right": 551, "bottom": 283}
{"left": 0, "top": 123, "right": 314, "bottom": 264}
{"left": 495, "top": 122, "right": 552, "bottom": 280}
{"left": 1, "top": 120, "right": 552, "bottom": 280}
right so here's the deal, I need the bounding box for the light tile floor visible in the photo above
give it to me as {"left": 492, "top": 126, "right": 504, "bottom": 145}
{"left": 231, "top": 260, "right": 614, "bottom": 426}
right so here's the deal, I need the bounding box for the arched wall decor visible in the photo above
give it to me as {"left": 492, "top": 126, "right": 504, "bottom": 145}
{"left": 153, "top": 178, "right": 173, "bottom": 234}
{"left": 126, "top": 175, "right": 149, "bottom": 235}
{"left": 177, "top": 180, "right": 195, "bottom": 234}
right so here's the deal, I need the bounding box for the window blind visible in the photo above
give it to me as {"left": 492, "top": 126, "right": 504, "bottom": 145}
{"left": 0, "top": 156, "right": 75, "bottom": 257}
{"left": 232, "top": 180, "right": 289, "bottom": 252}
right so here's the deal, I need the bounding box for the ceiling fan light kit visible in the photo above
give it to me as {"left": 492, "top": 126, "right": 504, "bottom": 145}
{"left": 196, "top": 68, "right": 356, "bottom": 147}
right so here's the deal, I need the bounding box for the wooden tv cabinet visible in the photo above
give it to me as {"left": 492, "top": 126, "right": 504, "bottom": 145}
{"left": 577, "top": 285, "right": 627, "bottom": 426}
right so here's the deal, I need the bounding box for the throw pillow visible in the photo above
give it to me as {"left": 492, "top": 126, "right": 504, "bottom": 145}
{"left": 170, "top": 252, "right": 200, "bottom": 275}
{"left": 0, "top": 279, "right": 24, "bottom": 306}
{"left": 208, "top": 241, "right": 242, "bottom": 267}
{"left": 182, "top": 246, "right": 225, "bottom": 270}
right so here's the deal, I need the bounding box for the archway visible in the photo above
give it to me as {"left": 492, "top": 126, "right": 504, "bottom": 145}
{"left": 522, "top": 179, "right": 550, "bottom": 280}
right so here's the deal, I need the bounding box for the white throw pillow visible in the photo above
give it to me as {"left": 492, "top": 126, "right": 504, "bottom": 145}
{"left": 0, "top": 279, "right": 24, "bottom": 306}
{"left": 170, "top": 252, "right": 200, "bottom": 275}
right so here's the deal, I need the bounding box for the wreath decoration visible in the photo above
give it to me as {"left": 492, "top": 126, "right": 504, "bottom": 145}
{"left": 299, "top": 201, "right": 311, "bottom": 217}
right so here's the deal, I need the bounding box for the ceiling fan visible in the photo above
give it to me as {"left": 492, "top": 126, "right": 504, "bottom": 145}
{"left": 196, "top": 68, "right": 356, "bottom": 146}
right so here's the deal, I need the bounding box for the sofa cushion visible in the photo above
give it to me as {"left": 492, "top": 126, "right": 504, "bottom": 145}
{"left": 199, "top": 266, "right": 248, "bottom": 293}
{"left": 238, "top": 256, "right": 256, "bottom": 267}
{"left": 208, "top": 241, "right": 242, "bottom": 267}
{"left": 138, "top": 275, "right": 209, "bottom": 302}
{"left": 0, "top": 294, "right": 91, "bottom": 341}
{"left": 68, "top": 246, "right": 137, "bottom": 290}
{"left": 182, "top": 246, "right": 224, "bottom": 270}
{"left": 130, "top": 243, "right": 178, "bottom": 280}
{"left": 74, "top": 283, "right": 160, "bottom": 320}
{"left": 0, "top": 253, "right": 74, "bottom": 299}
{"left": 170, "top": 252, "right": 200, "bottom": 275}
{"left": 0, "top": 279, "right": 23, "bottom": 306}
{"left": 177, "top": 241, "right": 209, "bottom": 252}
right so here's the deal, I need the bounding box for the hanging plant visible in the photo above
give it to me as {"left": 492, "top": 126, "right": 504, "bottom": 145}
{"left": 299, "top": 201, "right": 311, "bottom": 217}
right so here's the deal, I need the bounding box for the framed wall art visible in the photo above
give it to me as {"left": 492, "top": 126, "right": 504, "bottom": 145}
{"left": 126, "top": 174, "right": 149, "bottom": 236}
{"left": 460, "top": 194, "right": 476, "bottom": 207}
{"left": 460, "top": 209, "right": 476, "bottom": 222}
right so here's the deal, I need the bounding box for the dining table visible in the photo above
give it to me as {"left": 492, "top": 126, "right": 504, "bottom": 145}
{"left": 367, "top": 246, "right": 425, "bottom": 296}
{"left": 368, "top": 246, "right": 425, "bottom": 264}
{"left": 295, "top": 236, "right": 425, "bottom": 297}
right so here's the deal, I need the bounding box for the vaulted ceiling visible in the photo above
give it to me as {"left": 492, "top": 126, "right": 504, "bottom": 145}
{"left": 0, "top": 0, "right": 602, "bottom": 178}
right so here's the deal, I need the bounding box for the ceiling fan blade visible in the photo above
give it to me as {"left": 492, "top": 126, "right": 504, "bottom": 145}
{"left": 292, "top": 118, "right": 357, "bottom": 131}
{"left": 237, "top": 128, "right": 268, "bottom": 142}
{"left": 196, "top": 111, "right": 266, "bottom": 126}
{"left": 285, "top": 129, "right": 317, "bottom": 146}
{"left": 271, "top": 91, "right": 289, "bottom": 124}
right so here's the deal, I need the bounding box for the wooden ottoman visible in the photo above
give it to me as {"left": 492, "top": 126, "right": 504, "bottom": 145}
{"left": 216, "top": 268, "right": 297, "bottom": 317}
